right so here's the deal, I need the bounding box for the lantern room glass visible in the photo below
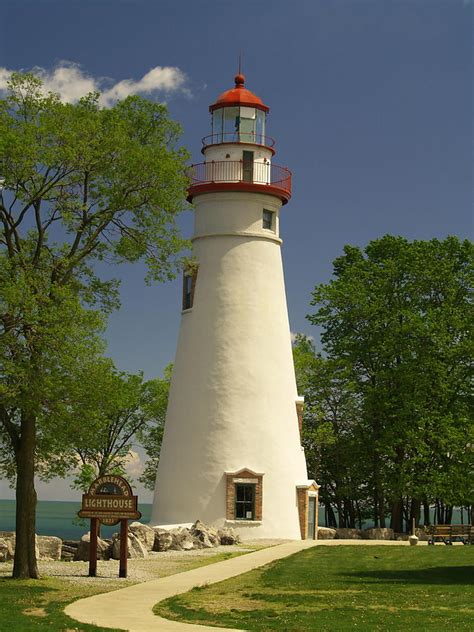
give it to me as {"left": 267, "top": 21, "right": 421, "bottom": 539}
{"left": 212, "top": 108, "right": 223, "bottom": 143}
{"left": 212, "top": 107, "right": 267, "bottom": 145}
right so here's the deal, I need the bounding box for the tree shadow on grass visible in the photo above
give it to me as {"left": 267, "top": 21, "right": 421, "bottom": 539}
{"left": 343, "top": 566, "right": 473, "bottom": 585}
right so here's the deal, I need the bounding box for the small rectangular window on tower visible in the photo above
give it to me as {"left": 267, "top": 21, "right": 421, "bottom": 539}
{"left": 235, "top": 483, "right": 255, "bottom": 520}
{"left": 263, "top": 209, "right": 274, "bottom": 231}
{"left": 182, "top": 266, "right": 198, "bottom": 311}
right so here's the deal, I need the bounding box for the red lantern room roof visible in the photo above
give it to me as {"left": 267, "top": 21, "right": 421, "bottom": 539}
{"left": 209, "top": 74, "right": 269, "bottom": 113}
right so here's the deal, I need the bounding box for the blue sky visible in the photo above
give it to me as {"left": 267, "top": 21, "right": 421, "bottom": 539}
{"left": 0, "top": 0, "right": 472, "bottom": 500}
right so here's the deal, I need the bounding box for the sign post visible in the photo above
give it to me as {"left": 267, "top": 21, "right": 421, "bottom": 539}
{"left": 89, "top": 517, "right": 98, "bottom": 577}
{"left": 77, "top": 475, "right": 141, "bottom": 578}
{"left": 119, "top": 519, "right": 128, "bottom": 578}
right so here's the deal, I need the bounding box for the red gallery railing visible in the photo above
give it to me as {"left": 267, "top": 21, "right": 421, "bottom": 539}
{"left": 188, "top": 160, "right": 292, "bottom": 198}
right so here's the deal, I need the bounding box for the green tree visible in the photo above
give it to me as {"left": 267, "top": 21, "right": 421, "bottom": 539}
{"left": 293, "top": 335, "right": 365, "bottom": 528}
{"left": 69, "top": 361, "right": 170, "bottom": 492}
{"left": 137, "top": 363, "right": 171, "bottom": 491}
{"left": 308, "top": 236, "right": 473, "bottom": 531}
{"left": 0, "top": 73, "right": 189, "bottom": 578}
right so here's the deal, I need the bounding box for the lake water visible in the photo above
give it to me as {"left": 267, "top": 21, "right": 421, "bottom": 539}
{"left": 0, "top": 499, "right": 152, "bottom": 540}
{"left": 1, "top": 499, "right": 464, "bottom": 540}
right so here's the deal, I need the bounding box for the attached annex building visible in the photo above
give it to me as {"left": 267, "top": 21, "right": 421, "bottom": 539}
{"left": 151, "top": 72, "right": 319, "bottom": 540}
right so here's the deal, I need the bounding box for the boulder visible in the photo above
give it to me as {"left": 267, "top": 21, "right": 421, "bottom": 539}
{"left": 217, "top": 527, "right": 240, "bottom": 545}
{"left": 0, "top": 533, "right": 39, "bottom": 560}
{"left": 335, "top": 528, "right": 362, "bottom": 540}
{"left": 193, "top": 533, "right": 213, "bottom": 549}
{"left": 190, "top": 521, "right": 219, "bottom": 548}
{"left": 0, "top": 537, "right": 14, "bottom": 562}
{"left": 111, "top": 532, "right": 148, "bottom": 559}
{"left": 129, "top": 522, "right": 155, "bottom": 552}
{"left": 129, "top": 533, "right": 148, "bottom": 558}
{"left": 153, "top": 528, "right": 173, "bottom": 552}
{"left": 362, "top": 528, "right": 394, "bottom": 540}
{"left": 317, "top": 527, "right": 337, "bottom": 540}
{"left": 415, "top": 528, "right": 430, "bottom": 542}
{"left": 169, "top": 527, "right": 195, "bottom": 551}
{"left": 74, "top": 532, "right": 111, "bottom": 561}
{"left": 36, "top": 535, "right": 62, "bottom": 561}
{"left": 0, "top": 533, "right": 15, "bottom": 562}
{"left": 61, "top": 541, "right": 78, "bottom": 561}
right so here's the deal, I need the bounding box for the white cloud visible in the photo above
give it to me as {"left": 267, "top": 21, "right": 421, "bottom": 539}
{"left": 0, "top": 61, "right": 189, "bottom": 106}
{"left": 123, "top": 449, "right": 143, "bottom": 478}
{"left": 0, "top": 67, "right": 12, "bottom": 89}
{"left": 101, "top": 66, "right": 188, "bottom": 106}
{"left": 290, "top": 331, "right": 315, "bottom": 345}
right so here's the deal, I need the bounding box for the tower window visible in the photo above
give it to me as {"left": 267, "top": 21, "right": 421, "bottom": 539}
{"left": 235, "top": 484, "right": 255, "bottom": 520}
{"left": 182, "top": 266, "right": 198, "bottom": 310}
{"left": 263, "top": 209, "right": 274, "bottom": 231}
{"left": 225, "top": 469, "right": 263, "bottom": 521}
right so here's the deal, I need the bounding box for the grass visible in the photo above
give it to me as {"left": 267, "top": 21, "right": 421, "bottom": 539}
{"left": 0, "top": 578, "right": 125, "bottom": 631}
{"left": 0, "top": 548, "right": 251, "bottom": 631}
{"left": 155, "top": 545, "right": 474, "bottom": 631}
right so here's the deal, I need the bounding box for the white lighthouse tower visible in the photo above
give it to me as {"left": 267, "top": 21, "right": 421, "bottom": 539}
{"left": 151, "top": 72, "right": 319, "bottom": 540}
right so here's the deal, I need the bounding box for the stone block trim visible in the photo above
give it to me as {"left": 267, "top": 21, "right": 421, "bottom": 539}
{"left": 297, "top": 488, "right": 308, "bottom": 539}
{"left": 225, "top": 468, "right": 264, "bottom": 521}
{"left": 296, "top": 398, "right": 304, "bottom": 440}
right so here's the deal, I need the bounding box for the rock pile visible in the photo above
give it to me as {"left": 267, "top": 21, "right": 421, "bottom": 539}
{"left": 0, "top": 532, "right": 62, "bottom": 561}
{"left": 330, "top": 526, "right": 431, "bottom": 540}
{"left": 74, "top": 532, "right": 111, "bottom": 561}
{"left": 152, "top": 520, "right": 240, "bottom": 554}
{"left": 68, "top": 521, "right": 241, "bottom": 561}
{"left": 317, "top": 527, "right": 337, "bottom": 539}
{"left": 61, "top": 540, "right": 79, "bottom": 561}
{"left": 0, "top": 521, "right": 240, "bottom": 563}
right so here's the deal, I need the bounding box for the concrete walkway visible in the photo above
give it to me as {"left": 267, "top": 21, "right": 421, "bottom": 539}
{"left": 65, "top": 540, "right": 318, "bottom": 631}
{"left": 65, "top": 539, "right": 419, "bottom": 632}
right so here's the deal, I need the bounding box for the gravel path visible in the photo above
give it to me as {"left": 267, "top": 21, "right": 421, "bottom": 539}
{"left": 0, "top": 539, "right": 288, "bottom": 588}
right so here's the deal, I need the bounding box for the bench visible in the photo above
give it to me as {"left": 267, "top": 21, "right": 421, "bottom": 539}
{"left": 428, "top": 524, "right": 472, "bottom": 545}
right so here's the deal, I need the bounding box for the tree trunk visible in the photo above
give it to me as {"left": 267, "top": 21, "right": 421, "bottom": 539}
{"left": 409, "top": 498, "right": 421, "bottom": 530}
{"left": 336, "top": 500, "right": 345, "bottom": 528}
{"left": 347, "top": 499, "right": 356, "bottom": 529}
{"left": 423, "top": 498, "right": 431, "bottom": 525}
{"left": 379, "top": 491, "right": 386, "bottom": 528}
{"left": 326, "top": 503, "right": 337, "bottom": 528}
{"left": 438, "top": 500, "right": 445, "bottom": 524}
{"left": 373, "top": 492, "right": 379, "bottom": 527}
{"left": 390, "top": 498, "right": 404, "bottom": 533}
{"left": 445, "top": 505, "right": 453, "bottom": 525}
{"left": 13, "top": 412, "right": 39, "bottom": 579}
{"left": 356, "top": 500, "right": 363, "bottom": 529}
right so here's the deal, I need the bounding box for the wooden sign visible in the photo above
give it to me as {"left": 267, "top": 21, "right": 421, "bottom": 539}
{"left": 78, "top": 475, "right": 141, "bottom": 578}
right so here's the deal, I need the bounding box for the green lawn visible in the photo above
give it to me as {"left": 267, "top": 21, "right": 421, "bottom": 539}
{"left": 156, "top": 545, "right": 474, "bottom": 631}
{"left": 0, "top": 578, "right": 125, "bottom": 631}
{"left": 0, "top": 549, "right": 249, "bottom": 631}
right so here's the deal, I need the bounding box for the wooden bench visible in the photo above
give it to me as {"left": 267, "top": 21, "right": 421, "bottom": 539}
{"left": 428, "top": 524, "right": 472, "bottom": 545}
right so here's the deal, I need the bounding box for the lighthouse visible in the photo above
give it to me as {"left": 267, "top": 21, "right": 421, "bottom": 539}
{"left": 151, "top": 72, "right": 319, "bottom": 540}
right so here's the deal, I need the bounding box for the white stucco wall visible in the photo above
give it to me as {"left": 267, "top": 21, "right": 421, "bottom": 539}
{"left": 204, "top": 143, "right": 273, "bottom": 166}
{"left": 151, "top": 191, "right": 308, "bottom": 539}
